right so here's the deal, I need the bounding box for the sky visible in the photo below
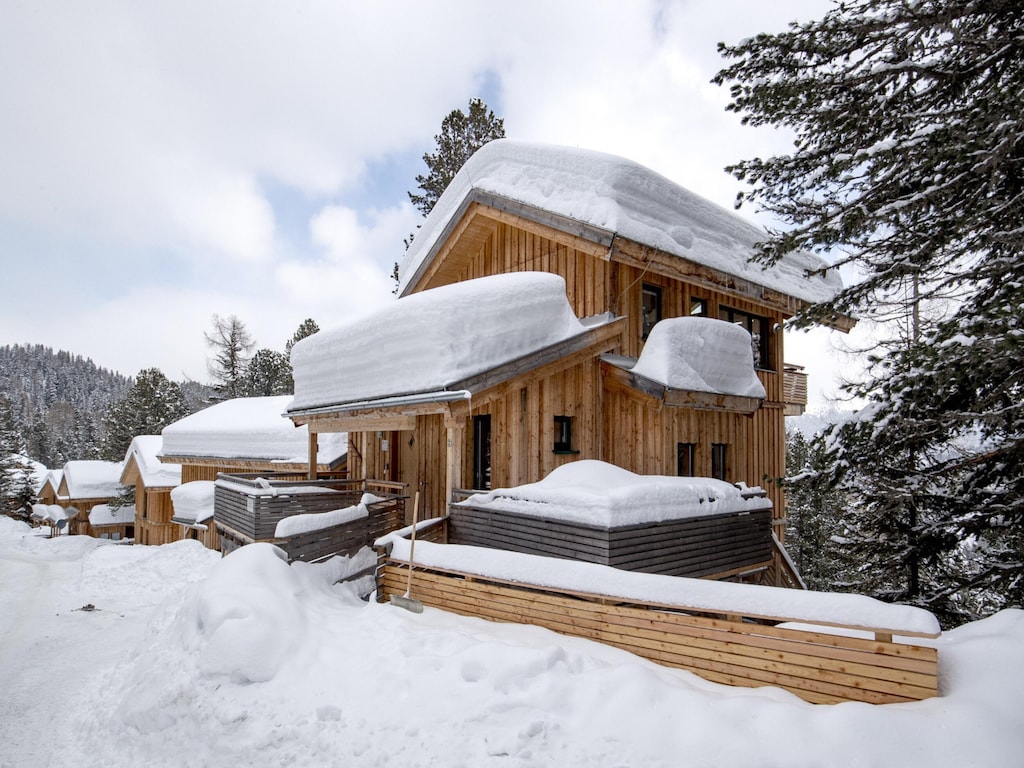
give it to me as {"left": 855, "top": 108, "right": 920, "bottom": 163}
{"left": 0, "top": 0, "right": 856, "bottom": 410}
{"left": 3, "top": 515, "right": 1023, "bottom": 767}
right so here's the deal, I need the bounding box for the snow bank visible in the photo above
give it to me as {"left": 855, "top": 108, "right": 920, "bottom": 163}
{"left": 273, "top": 494, "right": 377, "bottom": 538}
{"left": 389, "top": 537, "right": 940, "bottom": 636}
{"left": 630, "top": 317, "right": 767, "bottom": 398}
{"left": 399, "top": 140, "right": 842, "bottom": 304}
{"left": 170, "top": 481, "right": 216, "bottom": 525}
{"left": 289, "top": 272, "right": 595, "bottom": 412}
{"left": 161, "top": 396, "right": 347, "bottom": 462}
{"left": 460, "top": 459, "right": 771, "bottom": 526}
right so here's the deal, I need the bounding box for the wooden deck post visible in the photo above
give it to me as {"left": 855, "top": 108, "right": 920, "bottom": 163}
{"left": 444, "top": 414, "right": 464, "bottom": 514}
{"left": 307, "top": 431, "right": 318, "bottom": 481}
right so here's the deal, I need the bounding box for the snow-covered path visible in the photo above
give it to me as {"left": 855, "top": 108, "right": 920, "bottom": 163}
{"left": 2, "top": 518, "right": 1024, "bottom": 768}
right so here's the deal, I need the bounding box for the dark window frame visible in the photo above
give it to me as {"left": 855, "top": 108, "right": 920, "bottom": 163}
{"left": 719, "top": 306, "right": 772, "bottom": 371}
{"left": 677, "top": 442, "right": 696, "bottom": 477}
{"left": 553, "top": 415, "right": 579, "bottom": 454}
{"left": 711, "top": 443, "right": 727, "bottom": 481}
{"left": 473, "top": 414, "right": 492, "bottom": 490}
{"left": 641, "top": 284, "right": 662, "bottom": 340}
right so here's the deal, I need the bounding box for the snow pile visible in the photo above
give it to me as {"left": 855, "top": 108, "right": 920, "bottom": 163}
{"left": 630, "top": 316, "right": 767, "bottom": 399}
{"left": 123, "top": 436, "right": 181, "bottom": 487}
{"left": 390, "top": 536, "right": 938, "bottom": 636}
{"left": 2, "top": 518, "right": 1024, "bottom": 768}
{"left": 274, "top": 492, "right": 383, "bottom": 538}
{"left": 170, "top": 481, "right": 215, "bottom": 525}
{"left": 399, "top": 140, "right": 842, "bottom": 304}
{"left": 88, "top": 504, "right": 136, "bottom": 527}
{"left": 460, "top": 459, "right": 772, "bottom": 527}
{"left": 29, "top": 503, "right": 70, "bottom": 525}
{"left": 62, "top": 460, "right": 124, "bottom": 499}
{"left": 289, "top": 272, "right": 596, "bottom": 412}
{"left": 161, "top": 396, "right": 347, "bottom": 462}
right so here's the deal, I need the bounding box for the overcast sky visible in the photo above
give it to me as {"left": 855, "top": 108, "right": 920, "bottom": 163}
{"left": 0, "top": 0, "right": 856, "bottom": 410}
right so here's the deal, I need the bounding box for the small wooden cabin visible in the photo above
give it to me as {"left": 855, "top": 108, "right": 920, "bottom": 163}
{"left": 57, "top": 460, "right": 127, "bottom": 537}
{"left": 158, "top": 396, "right": 348, "bottom": 552}
{"left": 34, "top": 470, "right": 63, "bottom": 506}
{"left": 121, "top": 436, "right": 182, "bottom": 546}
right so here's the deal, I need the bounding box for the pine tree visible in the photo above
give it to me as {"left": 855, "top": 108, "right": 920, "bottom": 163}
{"left": 285, "top": 318, "right": 320, "bottom": 354}
{"left": 241, "top": 349, "right": 293, "bottom": 397}
{"left": 205, "top": 314, "right": 256, "bottom": 400}
{"left": 100, "top": 368, "right": 189, "bottom": 461}
{"left": 716, "top": 0, "right": 1024, "bottom": 624}
{"left": 408, "top": 97, "right": 506, "bottom": 217}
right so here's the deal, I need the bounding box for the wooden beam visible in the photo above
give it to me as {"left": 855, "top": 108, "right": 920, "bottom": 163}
{"left": 601, "top": 360, "right": 763, "bottom": 414}
{"left": 444, "top": 414, "right": 464, "bottom": 513}
{"left": 307, "top": 431, "right": 318, "bottom": 480}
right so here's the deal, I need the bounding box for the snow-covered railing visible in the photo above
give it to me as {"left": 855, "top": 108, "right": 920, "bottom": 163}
{"left": 376, "top": 537, "right": 940, "bottom": 705}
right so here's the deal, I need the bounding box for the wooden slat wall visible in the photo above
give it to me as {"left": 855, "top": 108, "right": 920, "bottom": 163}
{"left": 378, "top": 563, "right": 938, "bottom": 705}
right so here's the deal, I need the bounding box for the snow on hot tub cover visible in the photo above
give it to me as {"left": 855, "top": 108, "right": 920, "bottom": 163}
{"left": 288, "top": 272, "right": 598, "bottom": 412}
{"left": 397, "top": 140, "right": 842, "bottom": 305}
{"left": 458, "top": 460, "right": 772, "bottom": 528}
{"left": 629, "top": 317, "right": 766, "bottom": 399}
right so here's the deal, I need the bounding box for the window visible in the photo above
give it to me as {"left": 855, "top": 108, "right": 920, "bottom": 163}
{"left": 711, "top": 443, "right": 727, "bottom": 481}
{"left": 677, "top": 443, "right": 695, "bottom": 477}
{"left": 473, "top": 415, "right": 492, "bottom": 490}
{"left": 690, "top": 297, "right": 707, "bottom": 316}
{"left": 641, "top": 284, "right": 662, "bottom": 340}
{"left": 719, "top": 306, "right": 771, "bottom": 370}
{"left": 553, "top": 416, "right": 578, "bottom": 453}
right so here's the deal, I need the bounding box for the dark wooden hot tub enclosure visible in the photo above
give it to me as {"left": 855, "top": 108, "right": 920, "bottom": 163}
{"left": 214, "top": 473, "right": 406, "bottom": 563}
{"left": 448, "top": 497, "right": 772, "bottom": 580}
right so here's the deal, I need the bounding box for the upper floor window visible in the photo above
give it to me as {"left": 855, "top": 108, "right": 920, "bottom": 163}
{"left": 690, "top": 297, "right": 707, "bottom": 316}
{"left": 711, "top": 443, "right": 728, "bottom": 481}
{"left": 719, "top": 306, "right": 771, "bottom": 370}
{"left": 641, "top": 284, "right": 662, "bottom": 340}
{"left": 677, "top": 442, "right": 695, "bottom": 477}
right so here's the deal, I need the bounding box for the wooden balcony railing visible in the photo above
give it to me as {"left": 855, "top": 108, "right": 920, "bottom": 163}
{"left": 782, "top": 363, "right": 808, "bottom": 416}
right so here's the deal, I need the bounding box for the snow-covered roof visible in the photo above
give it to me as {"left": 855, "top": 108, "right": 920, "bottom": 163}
{"left": 629, "top": 317, "right": 766, "bottom": 399}
{"left": 60, "top": 460, "right": 124, "bottom": 500}
{"left": 460, "top": 460, "right": 772, "bottom": 527}
{"left": 289, "top": 272, "right": 612, "bottom": 414}
{"left": 170, "top": 481, "right": 216, "bottom": 526}
{"left": 398, "top": 140, "right": 841, "bottom": 305}
{"left": 88, "top": 504, "right": 136, "bottom": 527}
{"left": 122, "top": 436, "right": 182, "bottom": 488}
{"left": 160, "top": 397, "right": 347, "bottom": 463}
{"left": 35, "top": 469, "right": 63, "bottom": 498}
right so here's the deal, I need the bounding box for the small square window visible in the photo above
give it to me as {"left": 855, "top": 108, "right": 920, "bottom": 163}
{"left": 690, "top": 297, "right": 707, "bottom": 316}
{"left": 553, "top": 415, "right": 577, "bottom": 453}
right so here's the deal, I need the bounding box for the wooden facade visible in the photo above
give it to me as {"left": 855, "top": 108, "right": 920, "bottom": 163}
{"left": 297, "top": 204, "right": 837, "bottom": 535}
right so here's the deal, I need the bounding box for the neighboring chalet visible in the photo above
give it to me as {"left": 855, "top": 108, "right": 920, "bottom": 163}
{"left": 158, "top": 396, "right": 348, "bottom": 551}
{"left": 35, "top": 470, "right": 63, "bottom": 506}
{"left": 57, "top": 460, "right": 127, "bottom": 537}
{"left": 285, "top": 141, "right": 851, "bottom": 575}
{"left": 121, "top": 436, "right": 182, "bottom": 546}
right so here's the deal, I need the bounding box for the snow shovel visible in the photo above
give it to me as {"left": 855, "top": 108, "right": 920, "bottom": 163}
{"left": 389, "top": 491, "right": 424, "bottom": 613}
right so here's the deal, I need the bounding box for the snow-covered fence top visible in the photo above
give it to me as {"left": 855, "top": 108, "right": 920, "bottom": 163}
{"left": 388, "top": 536, "right": 939, "bottom": 638}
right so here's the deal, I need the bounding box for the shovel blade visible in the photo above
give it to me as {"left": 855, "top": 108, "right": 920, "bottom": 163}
{"left": 389, "top": 594, "right": 424, "bottom": 613}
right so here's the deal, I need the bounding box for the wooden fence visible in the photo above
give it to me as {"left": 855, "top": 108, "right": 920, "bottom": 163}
{"left": 376, "top": 551, "right": 938, "bottom": 706}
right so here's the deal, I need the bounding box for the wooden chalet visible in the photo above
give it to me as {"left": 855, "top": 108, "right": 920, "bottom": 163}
{"left": 158, "top": 396, "right": 348, "bottom": 552}
{"left": 285, "top": 141, "right": 852, "bottom": 583}
{"left": 56, "top": 460, "right": 127, "bottom": 537}
{"left": 121, "top": 436, "right": 183, "bottom": 547}
{"left": 34, "top": 470, "right": 63, "bottom": 506}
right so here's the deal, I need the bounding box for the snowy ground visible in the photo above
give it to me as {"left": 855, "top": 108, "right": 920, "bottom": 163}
{"left": 1, "top": 516, "right": 1023, "bottom": 768}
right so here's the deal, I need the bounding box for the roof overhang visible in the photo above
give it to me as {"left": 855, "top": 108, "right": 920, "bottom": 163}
{"left": 601, "top": 358, "right": 764, "bottom": 415}
{"left": 290, "top": 317, "right": 627, "bottom": 432}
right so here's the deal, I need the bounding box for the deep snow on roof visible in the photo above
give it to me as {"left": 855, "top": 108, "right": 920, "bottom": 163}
{"left": 289, "top": 272, "right": 600, "bottom": 413}
{"left": 88, "top": 503, "right": 136, "bottom": 527}
{"left": 161, "top": 397, "right": 347, "bottom": 462}
{"left": 629, "top": 316, "right": 766, "bottom": 399}
{"left": 61, "top": 460, "right": 124, "bottom": 499}
{"left": 460, "top": 460, "right": 772, "bottom": 527}
{"left": 170, "top": 481, "right": 215, "bottom": 525}
{"left": 398, "top": 140, "right": 842, "bottom": 304}
{"left": 123, "top": 436, "right": 181, "bottom": 487}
